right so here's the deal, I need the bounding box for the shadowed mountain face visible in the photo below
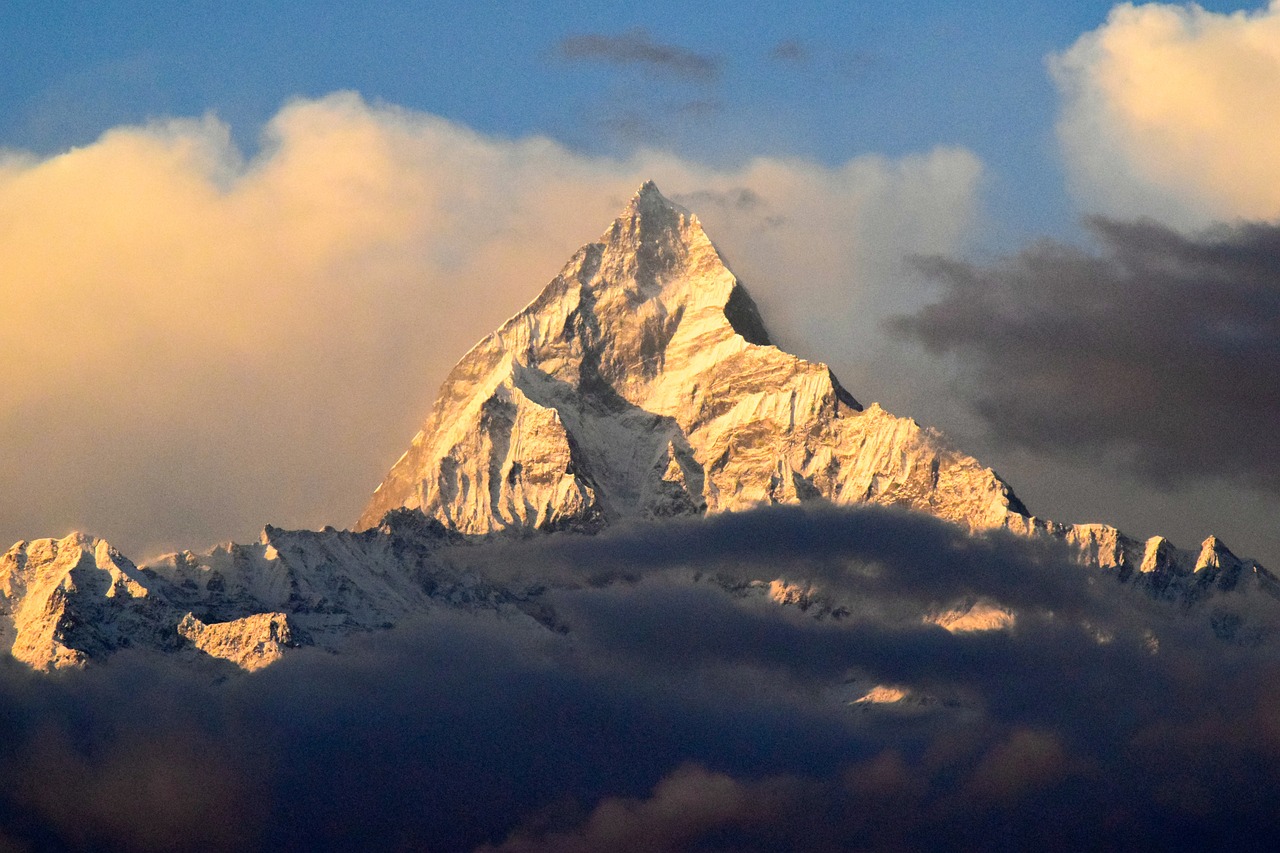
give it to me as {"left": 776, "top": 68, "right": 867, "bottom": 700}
{"left": 358, "top": 181, "right": 1029, "bottom": 535}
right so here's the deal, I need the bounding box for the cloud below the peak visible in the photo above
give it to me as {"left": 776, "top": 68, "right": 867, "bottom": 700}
{"left": 3, "top": 505, "right": 1280, "bottom": 849}
{"left": 1052, "top": 1, "right": 1280, "bottom": 226}
{"left": 0, "top": 91, "right": 982, "bottom": 557}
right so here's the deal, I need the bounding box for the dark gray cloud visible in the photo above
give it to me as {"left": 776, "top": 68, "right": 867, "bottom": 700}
{"left": 674, "top": 186, "right": 765, "bottom": 213}
{"left": 557, "top": 29, "right": 721, "bottom": 80}
{"left": 2, "top": 506, "right": 1280, "bottom": 850}
{"left": 477, "top": 504, "right": 1124, "bottom": 621}
{"left": 484, "top": 765, "right": 826, "bottom": 853}
{"left": 896, "top": 217, "right": 1280, "bottom": 493}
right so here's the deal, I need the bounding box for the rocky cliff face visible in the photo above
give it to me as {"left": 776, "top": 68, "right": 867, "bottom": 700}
{"left": 0, "top": 533, "right": 176, "bottom": 670}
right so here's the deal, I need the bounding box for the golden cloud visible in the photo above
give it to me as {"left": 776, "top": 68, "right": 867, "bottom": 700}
{"left": 1053, "top": 1, "right": 1280, "bottom": 225}
{"left": 0, "top": 93, "right": 981, "bottom": 557}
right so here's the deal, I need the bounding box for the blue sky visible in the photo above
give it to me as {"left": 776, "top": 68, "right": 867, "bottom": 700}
{"left": 3, "top": 1, "right": 1280, "bottom": 566}
{"left": 1, "top": 1, "right": 1263, "bottom": 237}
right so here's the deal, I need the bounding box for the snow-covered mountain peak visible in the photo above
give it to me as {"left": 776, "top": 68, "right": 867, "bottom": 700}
{"left": 590, "top": 180, "right": 739, "bottom": 316}
{"left": 0, "top": 532, "right": 163, "bottom": 670}
{"left": 625, "top": 178, "right": 687, "bottom": 214}
{"left": 357, "top": 184, "right": 1026, "bottom": 534}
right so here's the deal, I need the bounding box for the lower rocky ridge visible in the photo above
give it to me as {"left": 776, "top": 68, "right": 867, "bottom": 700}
{"left": 0, "top": 510, "right": 546, "bottom": 672}
{"left": 1022, "top": 519, "right": 1278, "bottom": 608}
{"left": 1, "top": 504, "right": 1275, "bottom": 672}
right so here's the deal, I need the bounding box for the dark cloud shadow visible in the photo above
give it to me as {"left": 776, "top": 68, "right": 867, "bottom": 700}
{"left": 894, "top": 217, "right": 1280, "bottom": 494}
{"left": 471, "top": 503, "right": 1125, "bottom": 621}
{"left": 2, "top": 505, "right": 1280, "bottom": 849}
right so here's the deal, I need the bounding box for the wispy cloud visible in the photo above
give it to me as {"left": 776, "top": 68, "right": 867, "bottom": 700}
{"left": 769, "top": 38, "right": 808, "bottom": 63}
{"left": 556, "top": 28, "right": 721, "bottom": 81}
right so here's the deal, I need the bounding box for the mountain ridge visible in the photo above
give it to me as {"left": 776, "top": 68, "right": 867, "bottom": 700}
{"left": 1, "top": 181, "right": 1273, "bottom": 672}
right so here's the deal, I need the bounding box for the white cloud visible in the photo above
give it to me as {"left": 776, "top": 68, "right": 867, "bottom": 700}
{"left": 0, "top": 92, "right": 982, "bottom": 557}
{"left": 1052, "top": 1, "right": 1280, "bottom": 226}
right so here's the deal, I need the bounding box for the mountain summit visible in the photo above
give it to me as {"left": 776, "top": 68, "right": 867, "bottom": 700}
{"left": 356, "top": 182, "right": 1273, "bottom": 601}
{"left": 358, "top": 182, "right": 1029, "bottom": 534}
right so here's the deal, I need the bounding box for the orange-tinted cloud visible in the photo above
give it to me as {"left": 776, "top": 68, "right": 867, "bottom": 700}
{"left": 1053, "top": 1, "right": 1280, "bottom": 225}
{"left": 0, "top": 92, "right": 981, "bottom": 557}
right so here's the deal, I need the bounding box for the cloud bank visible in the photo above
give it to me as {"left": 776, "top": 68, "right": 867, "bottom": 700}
{"left": 0, "top": 92, "right": 982, "bottom": 558}
{"left": 1053, "top": 1, "right": 1280, "bottom": 226}
{"left": 1, "top": 505, "right": 1279, "bottom": 850}
{"left": 897, "top": 216, "right": 1280, "bottom": 497}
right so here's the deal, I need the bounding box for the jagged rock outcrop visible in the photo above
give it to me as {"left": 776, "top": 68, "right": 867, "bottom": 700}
{"left": 177, "top": 611, "right": 296, "bottom": 671}
{"left": 359, "top": 181, "right": 1026, "bottom": 535}
{"left": 0, "top": 533, "right": 178, "bottom": 670}
{"left": 1001, "top": 517, "right": 1275, "bottom": 602}
{"left": 0, "top": 518, "right": 539, "bottom": 671}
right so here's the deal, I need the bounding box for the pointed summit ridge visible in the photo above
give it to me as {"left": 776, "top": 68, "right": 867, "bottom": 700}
{"left": 357, "top": 185, "right": 1028, "bottom": 535}
{"left": 621, "top": 180, "right": 694, "bottom": 231}
{"left": 630, "top": 179, "right": 678, "bottom": 207}
{"left": 592, "top": 180, "right": 722, "bottom": 304}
